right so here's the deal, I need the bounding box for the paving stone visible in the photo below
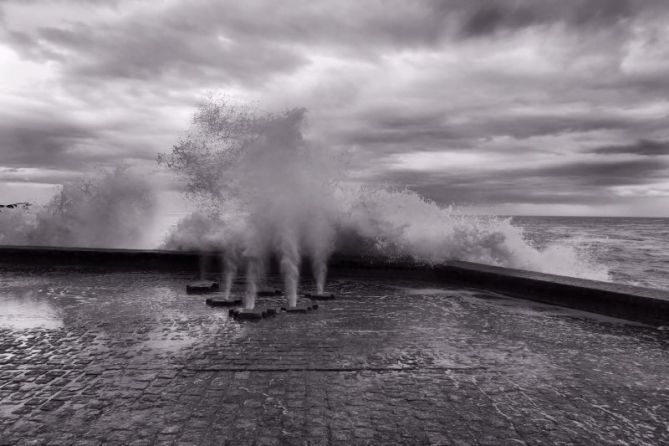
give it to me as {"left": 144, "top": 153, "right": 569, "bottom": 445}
{"left": 0, "top": 269, "right": 666, "bottom": 445}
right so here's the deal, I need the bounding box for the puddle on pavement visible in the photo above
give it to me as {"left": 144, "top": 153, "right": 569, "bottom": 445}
{"left": 142, "top": 332, "right": 197, "bottom": 351}
{"left": 0, "top": 292, "right": 63, "bottom": 330}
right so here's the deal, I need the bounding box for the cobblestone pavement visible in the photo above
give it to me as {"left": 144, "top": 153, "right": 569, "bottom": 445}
{"left": 0, "top": 266, "right": 668, "bottom": 445}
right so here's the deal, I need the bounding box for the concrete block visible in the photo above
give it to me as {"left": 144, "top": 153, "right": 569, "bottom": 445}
{"left": 206, "top": 297, "right": 242, "bottom": 307}
{"left": 304, "top": 293, "right": 336, "bottom": 301}
{"left": 186, "top": 281, "right": 219, "bottom": 294}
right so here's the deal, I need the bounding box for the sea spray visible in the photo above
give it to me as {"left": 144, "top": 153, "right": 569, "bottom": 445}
{"left": 244, "top": 258, "right": 260, "bottom": 309}
{"left": 221, "top": 251, "right": 238, "bottom": 300}
{"left": 159, "top": 98, "right": 610, "bottom": 301}
{"left": 335, "top": 186, "right": 609, "bottom": 281}
{"left": 304, "top": 214, "right": 336, "bottom": 295}
{"left": 160, "top": 102, "right": 342, "bottom": 307}
{"left": 0, "top": 167, "right": 157, "bottom": 249}
{"left": 278, "top": 226, "right": 301, "bottom": 307}
{"left": 0, "top": 206, "right": 32, "bottom": 245}
{"left": 0, "top": 99, "right": 611, "bottom": 286}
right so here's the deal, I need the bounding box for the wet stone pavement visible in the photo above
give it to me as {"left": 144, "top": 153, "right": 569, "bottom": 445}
{"left": 0, "top": 266, "right": 668, "bottom": 445}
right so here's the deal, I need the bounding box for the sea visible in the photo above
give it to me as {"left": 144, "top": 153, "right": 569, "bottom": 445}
{"left": 512, "top": 216, "right": 669, "bottom": 291}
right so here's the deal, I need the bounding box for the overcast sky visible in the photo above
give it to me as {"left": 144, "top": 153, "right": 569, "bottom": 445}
{"left": 1, "top": 0, "right": 669, "bottom": 216}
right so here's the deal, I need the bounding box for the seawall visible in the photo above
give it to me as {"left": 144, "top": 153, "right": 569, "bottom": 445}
{"left": 1, "top": 245, "right": 667, "bottom": 325}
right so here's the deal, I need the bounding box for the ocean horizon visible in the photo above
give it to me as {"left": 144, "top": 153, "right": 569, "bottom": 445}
{"left": 512, "top": 215, "right": 668, "bottom": 291}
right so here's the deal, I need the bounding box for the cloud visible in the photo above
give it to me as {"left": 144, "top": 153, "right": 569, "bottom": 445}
{"left": 7, "top": 22, "right": 306, "bottom": 87}
{"left": 457, "top": 0, "right": 642, "bottom": 39}
{"left": 527, "top": 158, "right": 668, "bottom": 186}
{"left": 0, "top": 110, "right": 165, "bottom": 170}
{"left": 0, "top": 116, "right": 95, "bottom": 168}
{"left": 375, "top": 157, "right": 669, "bottom": 206}
{"left": 4, "top": 0, "right": 654, "bottom": 86}
{"left": 458, "top": 3, "right": 537, "bottom": 38}
{"left": 588, "top": 139, "right": 669, "bottom": 156}
{"left": 1, "top": 0, "right": 669, "bottom": 216}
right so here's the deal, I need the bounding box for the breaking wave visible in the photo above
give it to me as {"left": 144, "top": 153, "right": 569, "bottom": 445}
{"left": 0, "top": 98, "right": 610, "bottom": 297}
{"left": 159, "top": 99, "right": 610, "bottom": 292}
{"left": 0, "top": 167, "right": 157, "bottom": 249}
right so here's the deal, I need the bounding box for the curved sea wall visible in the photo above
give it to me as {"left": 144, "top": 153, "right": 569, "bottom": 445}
{"left": 0, "top": 245, "right": 667, "bottom": 325}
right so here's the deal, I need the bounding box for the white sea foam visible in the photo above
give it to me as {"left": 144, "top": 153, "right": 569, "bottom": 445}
{"left": 335, "top": 186, "right": 609, "bottom": 280}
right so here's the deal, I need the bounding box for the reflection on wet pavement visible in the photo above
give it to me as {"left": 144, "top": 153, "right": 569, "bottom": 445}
{"left": 0, "top": 292, "right": 62, "bottom": 330}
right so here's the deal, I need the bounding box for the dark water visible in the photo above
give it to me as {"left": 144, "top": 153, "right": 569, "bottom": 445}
{"left": 513, "top": 216, "right": 669, "bottom": 291}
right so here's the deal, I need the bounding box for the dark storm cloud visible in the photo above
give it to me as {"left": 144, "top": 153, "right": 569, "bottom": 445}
{"left": 339, "top": 108, "right": 657, "bottom": 152}
{"left": 377, "top": 157, "right": 668, "bottom": 206}
{"left": 483, "top": 158, "right": 668, "bottom": 188}
{"left": 2, "top": 0, "right": 669, "bottom": 214}
{"left": 13, "top": 23, "right": 306, "bottom": 86}
{"left": 2, "top": 0, "right": 668, "bottom": 95}
{"left": 165, "top": 1, "right": 457, "bottom": 55}
{"left": 456, "top": 0, "right": 636, "bottom": 38}
{"left": 0, "top": 117, "right": 95, "bottom": 168}
{"left": 0, "top": 114, "right": 158, "bottom": 169}
{"left": 481, "top": 114, "right": 652, "bottom": 141}
{"left": 458, "top": 3, "right": 537, "bottom": 37}
{"left": 0, "top": 0, "right": 452, "bottom": 85}
{"left": 0, "top": 0, "right": 121, "bottom": 3}
{"left": 341, "top": 112, "right": 462, "bottom": 147}
{"left": 377, "top": 169, "right": 606, "bottom": 206}
{"left": 5, "top": 30, "right": 65, "bottom": 62}
{"left": 162, "top": 0, "right": 662, "bottom": 52}
{"left": 413, "top": 182, "right": 612, "bottom": 206}
{"left": 1, "top": 0, "right": 647, "bottom": 86}
{"left": 527, "top": 159, "right": 667, "bottom": 186}
{"left": 588, "top": 140, "right": 669, "bottom": 156}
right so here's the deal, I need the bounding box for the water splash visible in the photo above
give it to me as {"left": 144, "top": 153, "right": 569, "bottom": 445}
{"left": 244, "top": 258, "right": 260, "bottom": 309}
{"left": 0, "top": 99, "right": 611, "bottom": 296}
{"left": 221, "top": 251, "right": 238, "bottom": 300}
{"left": 0, "top": 167, "right": 157, "bottom": 249}
{"left": 160, "top": 102, "right": 342, "bottom": 307}
{"left": 336, "top": 186, "right": 609, "bottom": 281}
{"left": 160, "top": 99, "right": 610, "bottom": 308}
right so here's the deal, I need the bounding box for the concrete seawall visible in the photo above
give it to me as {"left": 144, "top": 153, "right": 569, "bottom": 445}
{"left": 328, "top": 255, "right": 669, "bottom": 325}
{"left": 437, "top": 261, "right": 669, "bottom": 325}
{"left": 0, "top": 245, "right": 203, "bottom": 271}
{"left": 1, "top": 245, "right": 667, "bottom": 325}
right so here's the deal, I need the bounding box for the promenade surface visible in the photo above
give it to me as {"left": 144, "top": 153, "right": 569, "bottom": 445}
{"left": 0, "top": 267, "right": 667, "bottom": 445}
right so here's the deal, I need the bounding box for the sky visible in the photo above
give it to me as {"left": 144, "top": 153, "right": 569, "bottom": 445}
{"left": 1, "top": 0, "right": 669, "bottom": 217}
